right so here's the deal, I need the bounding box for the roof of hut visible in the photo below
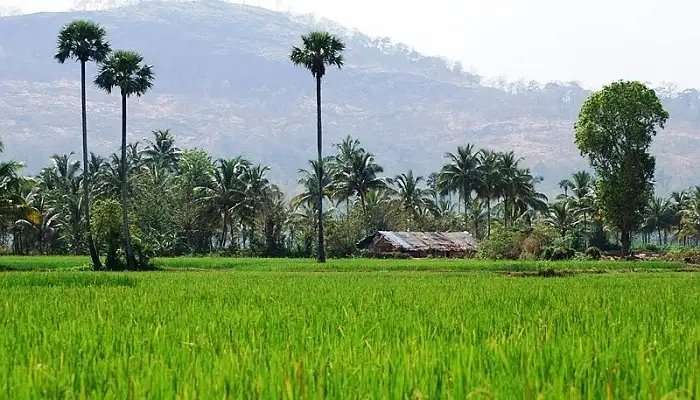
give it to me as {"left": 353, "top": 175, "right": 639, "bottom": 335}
{"left": 357, "top": 231, "right": 478, "bottom": 252}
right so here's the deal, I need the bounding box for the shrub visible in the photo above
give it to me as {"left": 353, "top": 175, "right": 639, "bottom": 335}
{"left": 585, "top": 246, "right": 602, "bottom": 260}
{"left": 551, "top": 247, "right": 575, "bottom": 261}
{"left": 664, "top": 248, "right": 700, "bottom": 265}
{"left": 520, "top": 223, "right": 557, "bottom": 259}
{"left": 477, "top": 226, "right": 523, "bottom": 260}
{"left": 541, "top": 246, "right": 575, "bottom": 261}
{"left": 541, "top": 247, "right": 554, "bottom": 261}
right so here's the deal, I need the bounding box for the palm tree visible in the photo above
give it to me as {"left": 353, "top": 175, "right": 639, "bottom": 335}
{"left": 143, "top": 129, "right": 180, "bottom": 173}
{"left": 545, "top": 201, "right": 579, "bottom": 239}
{"left": 567, "top": 171, "right": 595, "bottom": 246}
{"left": 290, "top": 31, "right": 345, "bottom": 262}
{"left": 331, "top": 136, "right": 363, "bottom": 213}
{"left": 197, "top": 157, "right": 249, "bottom": 249}
{"left": 95, "top": 50, "right": 154, "bottom": 269}
{"left": 390, "top": 170, "right": 425, "bottom": 225}
{"left": 438, "top": 144, "right": 480, "bottom": 226}
{"left": 646, "top": 196, "right": 671, "bottom": 245}
{"left": 476, "top": 150, "right": 502, "bottom": 238}
{"left": 292, "top": 160, "right": 333, "bottom": 211}
{"left": 338, "top": 152, "right": 385, "bottom": 212}
{"left": 55, "top": 20, "right": 111, "bottom": 269}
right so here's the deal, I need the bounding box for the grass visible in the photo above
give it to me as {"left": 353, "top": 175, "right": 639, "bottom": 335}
{"left": 0, "top": 255, "right": 691, "bottom": 272}
{"left": 0, "top": 270, "right": 698, "bottom": 398}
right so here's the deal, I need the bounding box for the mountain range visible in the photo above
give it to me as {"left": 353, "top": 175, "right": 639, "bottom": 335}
{"left": 2, "top": 0, "right": 700, "bottom": 195}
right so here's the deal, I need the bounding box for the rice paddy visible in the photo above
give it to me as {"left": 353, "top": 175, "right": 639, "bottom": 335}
{"left": 0, "top": 257, "right": 698, "bottom": 398}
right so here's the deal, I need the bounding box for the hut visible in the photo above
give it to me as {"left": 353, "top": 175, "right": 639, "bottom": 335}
{"left": 357, "top": 231, "right": 478, "bottom": 258}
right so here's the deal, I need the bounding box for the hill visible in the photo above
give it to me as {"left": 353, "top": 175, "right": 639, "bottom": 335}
{"left": 1, "top": 0, "right": 700, "bottom": 194}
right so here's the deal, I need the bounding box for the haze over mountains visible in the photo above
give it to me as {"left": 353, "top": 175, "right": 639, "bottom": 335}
{"left": 1, "top": 0, "right": 700, "bottom": 194}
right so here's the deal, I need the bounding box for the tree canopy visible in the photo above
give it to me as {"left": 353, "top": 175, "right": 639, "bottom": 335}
{"left": 575, "top": 80, "right": 669, "bottom": 255}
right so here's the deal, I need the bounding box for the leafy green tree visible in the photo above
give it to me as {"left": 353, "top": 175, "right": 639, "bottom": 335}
{"left": 575, "top": 81, "right": 668, "bottom": 256}
{"left": 290, "top": 31, "right": 345, "bottom": 262}
{"left": 92, "top": 199, "right": 123, "bottom": 269}
{"left": 55, "top": 20, "right": 111, "bottom": 269}
{"left": 95, "top": 50, "right": 155, "bottom": 269}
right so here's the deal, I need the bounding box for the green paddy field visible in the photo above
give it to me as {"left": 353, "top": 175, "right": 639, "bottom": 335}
{"left": 0, "top": 256, "right": 698, "bottom": 398}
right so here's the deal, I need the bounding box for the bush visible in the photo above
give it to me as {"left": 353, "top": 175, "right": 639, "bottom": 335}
{"left": 520, "top": 223, "right": 557, "bottom": 259}
{"left": 477, "top": 226, "right": 523, "bottom": 260}
{"left": 541, "top": 247, "right": 554, "bottom": 261}
{"left": 541, "top": 246, "right": 575, "bottom": 261}
{"left": 664, "top": 248, "right": 700, "bottom": 264}
{"left": 550, "top": 247, "right": 575, "bottom": 261}
{"left": 585, "top": 246, "right": 602, "bottom": 260}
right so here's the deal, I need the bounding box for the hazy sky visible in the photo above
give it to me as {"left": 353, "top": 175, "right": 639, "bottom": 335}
{"left": 4, "top": 0, "right": 700, "bottom": 89}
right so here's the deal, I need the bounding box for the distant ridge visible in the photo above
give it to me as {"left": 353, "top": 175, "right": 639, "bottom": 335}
{"left": 1, "top": 0, "right": 700, "bottom": 194}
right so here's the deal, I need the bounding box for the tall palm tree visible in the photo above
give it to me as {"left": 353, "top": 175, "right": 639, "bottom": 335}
{"left": 290, "top": 31, "right": 345, "bottom": 262}
{"left": 95, "top": 50, "right": 154, "bottom": 269}
{"left": 55, "top": 20, "right": 111, "bottom": 269}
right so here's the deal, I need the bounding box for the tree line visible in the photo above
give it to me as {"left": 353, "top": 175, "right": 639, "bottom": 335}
{"left": 1, "top": 21, "right": 698, "bottom": 268}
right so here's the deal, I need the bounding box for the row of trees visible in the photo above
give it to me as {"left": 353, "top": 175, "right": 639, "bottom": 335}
{"left": 1, "top": 21, "right": 695, "bottom": 266}
{"left": 0, "top": 131, "right": 542, "bottom": 258}
{"left": 3, "top": 128, "right": 699, "bottom": 263}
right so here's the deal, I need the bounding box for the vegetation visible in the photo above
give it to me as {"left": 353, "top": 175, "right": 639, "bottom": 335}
{"left": 290, "top": 32, "right": 345, "bottom": 263}
{"left": 55, "top": 20, "right": 111, "bottom": 270}
{"left": 575, "top": 81, "right": 669, "bottom": 256}
{"left": 2, "top": 25, "right": 700, "bottom": 266}
{"left": 0, "top": 270, "right": 697, "bottom": 398}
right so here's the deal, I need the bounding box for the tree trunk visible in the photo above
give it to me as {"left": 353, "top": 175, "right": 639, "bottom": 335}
{"left": 486, "top": 197, "right": 492, "bottom": 238}
{"left": 220, "top": 212, "right": 228, "bottom": 249}
{"left": 81, "top": 61, "right": 102, "bottom": 270}
{"left": 620, "top": 229, "right": 632, "bottom": 257}
{"left": 316, "top": 75, "right": 326, "bottom": 263}
{"left": 120, "top": 94, "right": 136, "bottom": 269}
{"left": 463, "top": 189, "right": 469, "bottom": 229}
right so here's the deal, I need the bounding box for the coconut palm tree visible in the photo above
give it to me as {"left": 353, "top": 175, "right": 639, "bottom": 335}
{"left": 290, "top": 31, "right": 345, "bottom": 262}
{"left": 197, "top": 157, "right": 249, "bottom": 249}
{"left": 438, "top": 144, "right": 480, "bottom": 225}
{"left": 292, "top": 160, "right": 333, "bottom": 211}
{"left": 95, "top": 50, "right": 154, "bottom": 269}
{"left": 338, "top": 152, "right": 385, "bottom": 212}
{"left": 143, "top": 129, "right": 181, "bottom": 173}
{"left": 331, "top": 136, "right": 363, "bottom": 212}
{"left": 566, "top": 171, "right": 595, "bottom": 246}
{"left": 545, "top": 201, "right": 580, "bottom": 240}
{"left": 390, "top": 170, "right": 426, "bottom": 224}
{"left": 646, "top": 196, "right": 671, "bottom": 245}
{"left": 55, "top": 20, "right": 111, "bottom": 269}
{"left": 476, "top": 150, "right": 502, "bottom": 238}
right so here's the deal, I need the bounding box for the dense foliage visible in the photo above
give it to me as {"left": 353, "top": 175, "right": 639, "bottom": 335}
{"left": 575, "top": 81, "right": 669, "bottom": 255}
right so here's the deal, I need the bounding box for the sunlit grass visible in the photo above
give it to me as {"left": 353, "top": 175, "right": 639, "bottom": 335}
{"left": 0, "top": 271, "right": 698, "bottom": 398}
{"left": 0, "top": 255, "right": 689, "bottom": 272}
